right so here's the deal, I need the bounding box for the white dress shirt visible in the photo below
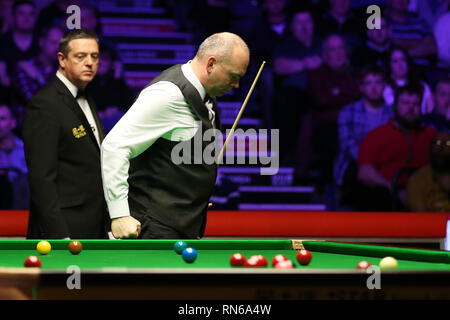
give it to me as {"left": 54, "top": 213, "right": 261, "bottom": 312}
{"left": 56, "top": 71, "right": 101, "bottom": 145}
{"left": 101, "top": 62, "right": 212, "bottom": 219}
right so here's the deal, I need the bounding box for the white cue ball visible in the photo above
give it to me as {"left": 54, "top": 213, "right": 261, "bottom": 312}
{"left": 379, "top": 256, "right": 398, "bottom": 269}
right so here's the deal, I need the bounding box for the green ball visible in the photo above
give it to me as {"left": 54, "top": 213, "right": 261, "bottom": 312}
{"left": 174, "top": 241, "right": 188, "bottom": 254}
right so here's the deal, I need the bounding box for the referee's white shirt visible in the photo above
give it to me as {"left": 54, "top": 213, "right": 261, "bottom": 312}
{"left": 56, "top": 71, "right": 101, "bottom": 145}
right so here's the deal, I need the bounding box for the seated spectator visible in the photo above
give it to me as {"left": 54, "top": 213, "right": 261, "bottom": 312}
{"left": 80, "top": 3, "right": 101, "bottom": 35}
{"left": 273, "top": 8, "right": 322, "bottom": 90}
{"left": 413, "top": 0, "right": 449, "bottom": 29}
{"left": 0, "top": 0, "right": 39, "bottom": 86}
{"left": 308, "top": 34, "right": 361, "bottom": 122}
{"left": 248, "top": 0, "right": 291, "bottom": 129}
{"left": 351, "top": 16, "right": 392, "bottom": 69}
{"left": 0, "top": 103, "right": 29, "bottom": 209}
{"left": 423, "top": 77, "right": 450, "bottom": 132}
{"left": 188, "top": 0, "right": 232, "bottom": 45}
{"left": 35, "top": 0, "right": 82, "bottom": 35}
{"left": 12, "top": 25, "right": 63, "bottom": 106}
{"left": 288, "top": 0, "right": 329, "bottom": 22}
{"left": 228, "top": 0, "right": 262, "bottom": 41}
{"left": 251, "top": 0, "right": 290, "bottom": 65}
{"left": 383, "top": 46, "right": 434, "bottom": 115}
{"left": 317, "top": 0, "right": 364, "bottom": 52}
{"left": 357, "top": 84, "right": 437, "bottom": 211}
{"left": 385, "top": 0, "right": 437, "bottom": 62}
{"left": 295, "top": 34, "right": 361, "bottom": 186}
{"left": 407, "top": 131, "right": 450, "bottom": 212}
{"left": 334, "top": 66, "right": 393, "bottom": 208}
{"left": 79, "top": 3, "right": 124, "bottom": 80}
{"left": 87, "top": 43, "right": 134, "bottom": 134}
{"left": 273, "top": 8, "right": 322, "bottom": 165}
{"left": 0, "top": 0, "right": 14, "bottom": 33}
{"left": 434, "top": 9, "right": 450, "bottom": 68}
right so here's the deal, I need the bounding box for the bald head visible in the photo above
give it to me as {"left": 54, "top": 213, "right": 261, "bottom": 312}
{"left": 192, "top": 32, "right": 250, "bottom": 97}
{"left": 195, "top": 32, "right": 250, "bottom": 64}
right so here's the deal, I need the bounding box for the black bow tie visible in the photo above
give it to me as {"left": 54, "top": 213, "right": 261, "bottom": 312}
{"left": 204, "top": 95, "right": 213, "bottom": 104}
{"left": 76, "top": 90, "right": 86, "bottom": 99}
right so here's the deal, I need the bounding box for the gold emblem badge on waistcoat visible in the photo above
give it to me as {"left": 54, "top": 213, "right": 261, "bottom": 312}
{"left": 72, "top": 125, "right": 86, "bottom": 138}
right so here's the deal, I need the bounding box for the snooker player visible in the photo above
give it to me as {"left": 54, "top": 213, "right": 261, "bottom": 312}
{"left": 101, "top": 32, "right": 250, "bottom": 239}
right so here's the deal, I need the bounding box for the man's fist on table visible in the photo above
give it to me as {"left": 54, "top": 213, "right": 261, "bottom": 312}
{"left": 111, "top": 216, "right": 141, "bottom": 239}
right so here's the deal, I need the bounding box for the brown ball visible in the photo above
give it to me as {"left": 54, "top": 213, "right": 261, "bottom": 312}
{"left": 68, "top": 241, "right": 83, "bottom": 255}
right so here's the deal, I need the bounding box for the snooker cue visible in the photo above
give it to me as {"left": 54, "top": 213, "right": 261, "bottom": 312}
{"left": 217, "top": 60, "right": 266, "bottom": 165}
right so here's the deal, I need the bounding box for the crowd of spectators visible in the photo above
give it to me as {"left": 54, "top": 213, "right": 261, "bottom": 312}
{"left": 176, "top": 0, "right": 450, "bottom": 212}
{"left": 0, "top": 0, "right": 449, "bottom": 213}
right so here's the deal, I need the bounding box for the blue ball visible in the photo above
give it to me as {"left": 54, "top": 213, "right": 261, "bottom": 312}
{"left": 182, "top": 247, "right": 197, "bottom": 263}
{"left": 174, "top": 241, "right": 188, "bottom": 254}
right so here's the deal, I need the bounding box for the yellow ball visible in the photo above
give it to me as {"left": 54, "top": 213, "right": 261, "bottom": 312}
{"left": 36, "top": 240, "right": 51, "bottom": 255}
{"left": 379, "top": 256, "right": 398, "bottom": 270}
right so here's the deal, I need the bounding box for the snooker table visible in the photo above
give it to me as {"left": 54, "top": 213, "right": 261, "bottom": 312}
{"left": 0, "top": 239, "right": 449, "bottom": 300}
{"left": 1, "top": 210, "right": 448, "bottom": 249}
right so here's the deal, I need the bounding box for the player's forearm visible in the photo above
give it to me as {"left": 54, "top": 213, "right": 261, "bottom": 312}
{"left": 101, "top": 84, "right": 178, "bottom": 219}
{"left": 101, "top": 144, "right": 132, "bottom": 219}
{"left": 106, "top": 198, "right": 131, "bottom": 219}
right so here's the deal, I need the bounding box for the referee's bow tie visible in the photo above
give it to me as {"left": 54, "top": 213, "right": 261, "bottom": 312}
{"left": 76, "top": 89, "right": 86, "bottom": 99}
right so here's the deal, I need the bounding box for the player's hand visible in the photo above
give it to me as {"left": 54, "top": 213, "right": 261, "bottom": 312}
{"left": 111, "top": 216, "right": 141, "bottom": 239}
{"left": 208, "top": 202, "right": 213, "bottom": 208}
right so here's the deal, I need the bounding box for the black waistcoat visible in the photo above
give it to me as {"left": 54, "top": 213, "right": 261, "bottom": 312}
{"left": 127, "top": 64, "right": 221, "bottom": 238}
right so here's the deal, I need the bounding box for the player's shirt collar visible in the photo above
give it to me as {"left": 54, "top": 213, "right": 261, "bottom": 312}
{"left": 181, "top": 61, "right": 206, "bottom": 102}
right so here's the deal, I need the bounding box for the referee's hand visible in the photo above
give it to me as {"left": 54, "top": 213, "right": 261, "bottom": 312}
{"left": 111, "top": 216, "right": 141, "bottom": 239}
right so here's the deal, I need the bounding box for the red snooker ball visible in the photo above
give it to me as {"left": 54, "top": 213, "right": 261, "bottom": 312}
{"left": 244, "top": 255, "right": 268, "bottom": 267}
{"left": 272, "top": 254, "right": 288, "bottom": 267}
{"left": 230, "top": 253, "right": 246, "bottom": 267}
{"left": 274, "top": 260, "right": 295, "bottom": 269}
{"left": 244, "top": 255, "right": 259, "bottom": 267}
{"left": 256, "top": 255, "right": 268, "bottom": 267}
{"left": 356, "top": 260, "right": 372, "bottom": 269}
{"left": 68, "top": 240, "right": 83, "bottom": 255}
{"left": 24, "top": 255, "right": 41, "bottom": 268}
{"left": 296, "top": 249, "right": 312, "bottom": 266}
